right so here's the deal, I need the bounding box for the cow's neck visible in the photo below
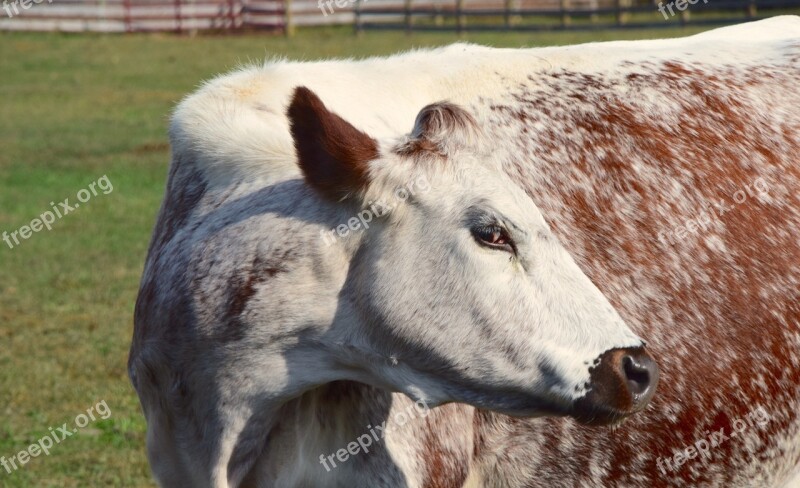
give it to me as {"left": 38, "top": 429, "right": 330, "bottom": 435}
{"left": 243, "top": 381, "right": 480, "bottom": 487}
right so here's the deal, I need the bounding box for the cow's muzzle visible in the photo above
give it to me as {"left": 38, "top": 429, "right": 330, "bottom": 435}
{"left": 572, "top": 346, "right": 659, "bottom": 426}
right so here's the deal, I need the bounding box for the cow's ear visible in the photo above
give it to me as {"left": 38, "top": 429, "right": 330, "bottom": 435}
{"left": 397, "top": 102, "right": 479, "bottom": 157}
{"left": 288, "top": 87, "right": 379, "bottom": 201}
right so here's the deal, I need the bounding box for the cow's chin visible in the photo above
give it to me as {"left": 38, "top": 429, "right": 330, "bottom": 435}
{"left": 432, "top": 388, "right": 644, "bottom": 427}
{"left": 569, "top": 394, "right": 648, "bottom": 427}
{"left": 569, "top": 403, "right": 635, "bottom": 427}
{"left": 484, "top": 399, "right": 638, "bottom": 427}
{"left": 477, "top": 400, "right": 638, "bottom": 427}
{"left": 413, "top": 390, "right": 637, "bottom": 428}
{"left": 437, "top": 387, "right": 576, "bottom": 420}
{"left": 402, "top": 381, "right": 644, "bottom": 427}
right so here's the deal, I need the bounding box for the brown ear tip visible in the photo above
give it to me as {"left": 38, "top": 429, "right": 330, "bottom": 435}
{"left": 291, "top": 85, "right": 313, "bottom": 100}
{"left": 288, "top": 86, "right": 322, "bottom": 116}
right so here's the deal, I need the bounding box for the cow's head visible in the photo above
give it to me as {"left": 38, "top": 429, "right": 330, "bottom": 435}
{"left": 288, "top": 87, "right": 658, "bottom": 425}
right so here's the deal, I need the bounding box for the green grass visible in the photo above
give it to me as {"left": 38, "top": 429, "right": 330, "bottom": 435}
{"left": 0, "top": 22, "right": 755, "bottom": 486}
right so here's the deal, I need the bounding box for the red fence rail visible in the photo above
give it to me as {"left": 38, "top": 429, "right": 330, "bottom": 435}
{"left": 0, "top": 0, "right": 286, "bottom": 33}
{"left": 2, "top": 0, "right": 797, "bottom": 32}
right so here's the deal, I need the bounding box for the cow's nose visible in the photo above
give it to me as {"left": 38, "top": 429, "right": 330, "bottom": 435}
{"left": 622, "top": 351, "right": 658, "bottom": 398}
{"left": 572, "top": 346, "right": 659, "bottom": 426}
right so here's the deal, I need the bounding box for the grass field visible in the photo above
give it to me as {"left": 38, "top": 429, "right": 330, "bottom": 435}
{"left": 0, "top": 23, "right": 738, "bottom": 486}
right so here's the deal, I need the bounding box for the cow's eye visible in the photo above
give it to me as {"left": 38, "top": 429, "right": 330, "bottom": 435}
{"left": 472, "top": 225, "right": 515, "bottom": 254}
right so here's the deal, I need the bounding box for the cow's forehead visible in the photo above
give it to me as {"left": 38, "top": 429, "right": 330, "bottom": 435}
{"left": 368, "top": 150, "right": 543, "bottom": 225}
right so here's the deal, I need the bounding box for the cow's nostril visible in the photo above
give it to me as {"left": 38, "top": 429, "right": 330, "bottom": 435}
{"left": 623, "top": 354, "right": 652, "bottom": 395}
{"left": 572, "top": 346, "right": 659, "bottom": 426}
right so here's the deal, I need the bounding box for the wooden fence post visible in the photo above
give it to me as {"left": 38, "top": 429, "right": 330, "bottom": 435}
{"left": 355, "top": 0, "right": 363, "bottom": 35}
{"left": 174, "top": 0, "right": 182, "bottom": 33}
{"left": 747, "top": 0, "right": 757, "bottom": 17}
{"left": 615, "top": 0, "right": 628, "bottom": 26}
{"left": 456, "top": 0, "right": 465, "bottom": 34}
{"left": 561, "top": 0, "right": 570, "bottom": 27}
{"left": 123, "top": 0, "right": 131, "bottom": 33}
{"left": 284, "top": 0, "right": 294, "bottom": 36}
{"left": 504, "top": 0, "right": 521, "bottom": 28}
{"left": 404, "top": 0, "right": 413, "bottom": 34}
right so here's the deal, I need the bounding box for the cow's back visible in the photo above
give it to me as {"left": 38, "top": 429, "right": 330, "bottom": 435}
{"left": 469, "top": 26, "right": 800, "bottom": 488}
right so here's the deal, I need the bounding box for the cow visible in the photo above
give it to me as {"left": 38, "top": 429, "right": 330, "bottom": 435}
{"left": 130, "top": 16, "right": 800, "bottom": 488}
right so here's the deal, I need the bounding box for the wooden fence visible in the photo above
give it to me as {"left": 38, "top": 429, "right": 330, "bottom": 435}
{"left": 355, "top": 0, "right": 800, "bottom": 31}
{"left": 0, "top": 0, "right": 412, "bottom": 31}
{"left": 0, "top": 0, "right": 258, "bottom": 32}
{"left": 0, "top": 0, "right": 281, "bottom": 32}
{"left": 0, "top": 0, "right": 798, "bottom": 32}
